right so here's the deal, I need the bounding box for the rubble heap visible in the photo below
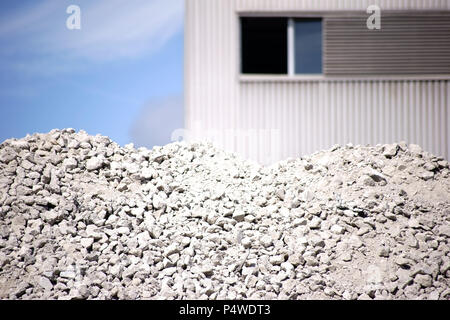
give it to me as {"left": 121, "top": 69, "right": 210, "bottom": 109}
{"left": 0, "top": 129, "right": 449, "bottom": 300}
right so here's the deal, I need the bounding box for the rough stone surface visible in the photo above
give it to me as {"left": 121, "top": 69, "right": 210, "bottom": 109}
{"left": 0, "top": 129, "right": 449, "bottom": 300}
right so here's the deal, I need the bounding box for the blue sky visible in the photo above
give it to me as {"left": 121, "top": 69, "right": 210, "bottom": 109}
{"left": 0, "top": 0, "right": 184, "bottom": 148}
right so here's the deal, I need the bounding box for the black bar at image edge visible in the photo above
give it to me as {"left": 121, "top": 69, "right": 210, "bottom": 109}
{"left": 0, "top": 300, "right": 448, "bottom": 319}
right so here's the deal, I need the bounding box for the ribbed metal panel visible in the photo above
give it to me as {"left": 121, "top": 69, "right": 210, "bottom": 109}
{"left": 324, "top": 14, "right": 450, "bottom": 75}
{"left": 239, "top": 80, "right": 449, "bottom": 164}
{"left": 185, "top": 0, "right": 450, "bottom": 164}
{"left": 185, "top": 0, "right": 240, "bottom": 153}
{"left": 236, "top": 0, "right": 450, "bottom": 12}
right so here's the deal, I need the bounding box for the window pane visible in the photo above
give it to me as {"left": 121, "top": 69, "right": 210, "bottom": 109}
{"left": 294, "top": 18, "right": 322, "bottom": 74}
{"left": 241, "top": 17, "right": 287, "bottom": 74}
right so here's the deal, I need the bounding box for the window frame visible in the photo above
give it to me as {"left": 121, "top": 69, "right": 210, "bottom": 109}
{"left": 238, "top": 13, "right": 325, "bottom": 79}
{"left": 237, "top": 11, "right": 450, "bottom": 82}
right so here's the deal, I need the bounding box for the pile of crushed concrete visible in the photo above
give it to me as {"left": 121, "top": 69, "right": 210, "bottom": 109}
{"left": 0, "top": 129, "right": 449, "bottom": 300}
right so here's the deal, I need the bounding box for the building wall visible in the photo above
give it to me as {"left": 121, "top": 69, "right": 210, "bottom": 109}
{"left": 185, "top": 0, "right": 450, "bottom": 164}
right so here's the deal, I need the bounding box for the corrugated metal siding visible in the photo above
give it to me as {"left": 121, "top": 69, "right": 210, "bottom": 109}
{"left": 185, "top": 0, "right": 240, "bottom": 153}
{"left": 236, "top": 0, "right": 450, "bottom": 11}
{"left": 324, "top": 14, "right": 450, "bottom": 75}
{"left": 239, "top": 80, "right": 449, "bottom": 164}
{"left": 185, "top": 0, "right": 450, "bottom": 164}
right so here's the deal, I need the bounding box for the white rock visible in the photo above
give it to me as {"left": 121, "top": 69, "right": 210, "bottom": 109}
{"left": 232, "top": 211, "right": 245, "bottom": 222}
{"left": 38, "top": 276, "right": 53, "bottom": 291}
{"left": 86, "top": 157, "right": 103, "bottom": 171}
{"left": 330, "top": 224, "right": 344, "bottom": 235}
{"left": 80, "top": 238, "right": 94, "bottom": 248}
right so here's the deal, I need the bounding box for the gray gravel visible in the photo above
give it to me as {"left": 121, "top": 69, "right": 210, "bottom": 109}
{"left": 0, "top": 128, "right": 449, "bottom": 300}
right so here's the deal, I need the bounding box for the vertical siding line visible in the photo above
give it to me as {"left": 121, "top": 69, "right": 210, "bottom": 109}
{"left": 384, "top": 81, "right": 389, "bottom": 144}
{"left": 366, "top": 81, "right": 372, "bottom": 146}
{"left": 284, "top": 82, "right": 289, "bottom": 159}
{"left": 343, "top": 81, "right": 348, "bottom": 144}
{"left": 409, "top": 81, "right": 414, "bottom": 144}
{"left": 317, "top": 82, "right": 322, "bottom": 150}
{"left": 338, "top": 82, "right": 343, "bottom": 145}
{"left": 349, "top": 81, "right": 355, "bottom": 145}
{"left": 415, "top": 81, "right": 421, "bottom": 147}
{"left": 355, "top": 81, "right": 361, "bottom": 145}
{"left": 421, "top": 82, "right": 428, "bottom": 152}
{"left": 388, "top": 81, "right": 393, "bottom": 144}
{"left": 291, "top": 81, "right": 295, "bottom": 157}
{"left": 429, "top": 82, "right": 435, "bottom": 155}
{"left": 372, "top": 80, "right": 376, "bottom": 145}
{"left": 441, "top": 81, "right": 446, "bottom": 159}
{"left": 328, "top": 81, "right": 334, "bottom": 147}
{"left": 404, "top": 81, "right": 410, "bottom": 145}
{"left": 308, "top": 81, "right": 313, "bottom": 155}
{"left": 294, "top": 82, "right": 300, "bottom": 157}
{"left": 326, "top": 82, "right": 332, "bottom": 149}
{"left": 301, "top": 82, "right": 307, "bottom": 156}
{"left": 445, "top": 81, "right": 450, "bottom": 159}
{"left": 396, "top": 81, "right": 402, "bottom": 143}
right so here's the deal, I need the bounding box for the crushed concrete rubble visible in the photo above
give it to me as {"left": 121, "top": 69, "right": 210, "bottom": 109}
{"left": 0, "top": 129, "right": 449, "bottom": 300}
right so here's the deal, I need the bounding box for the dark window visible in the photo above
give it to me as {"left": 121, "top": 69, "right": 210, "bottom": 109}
{"left": 294, "top": 18, "right": 322, "bottom": 74}
{"left": 241, "top": 17, "right": 287, "bottom": 74}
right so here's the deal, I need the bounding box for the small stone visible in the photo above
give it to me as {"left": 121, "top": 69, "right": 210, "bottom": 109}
{"left": 232, "top": 211, "right": 245, "bottom": 222}
{"left": 152, "top": 193, "right": 167, "bottom": 211}
{"left": 378, "top": 246, "right": 390, "bottom": 257}
{"left": 414, "top": 274, "right": 432, "bottom": 288}
{"left": 383, "top": 144, "right": 398, "bottom": 158}
{"left": 38, "top": 276, "right": 53, "bottom": 291}
{"left": 356, "top": 227, "right": 370, "bottom": 236}
{"left": 308, "top": 217, "right": 322, "bottom": 229}
{"left": 395, "top": 257, "right": 412, "bottom": 268}
{"left": 342, "top": 290, "right": 353, "bottom": 300}
{"left": 241, "top": 237, "right": 252, "bottom": 249}
{"left": 60, "top": 271, "right": 77, "bottom": 279}
{"left": 117, "top": 226, "right": 130, "bottom": 235}
{"left": 260, "top": 235, "right": 273, "bottom": 248}
{"left": 309, "top": 235, "right": 325, "bottom": 248}
{"left": 420, "top": 170, "right": 434, "bottom": 181}
{"left": 423, "top": 162, "right": 437, "bottom": 172}
{"left": 330, "top": 224, "right": 344, "bottom": 235}
{"left": 12, "top": 282, "right": 31, "bottom": 298}
{"left": 304, "top": 256, "right": 319, "bottom": 267}
{"left": 437, "top": 225, "right": 450, "bottom": 238}
{"left": 360, "top": 175, "right": 376, "bottom": 187}
{"left": 437, "top": 160, "right": 448, "bottom": 168}
{"left": 307, "top": 204, "right": 321, "bottom": 216}
{"left": 288, "top": 253, "right": 305, "bottom": 266}
{"left": 358, "top": 293, "right": 372, "bottom": 300}
{"left": 269, "top": 255, "right": 285, "bottom": 265}
{"left": 405, "top": 237, "right": 419, "bottom": 248}
{"left": 164, "top": 243, "right": 180, "bottom": 256}
{"left": 41, "top": 211, "right": 59, "bottom": 224}
{"left": 341, "top": 252, "right": 352, "bottom": 262}
{"left": 80, "top": 238, "right": 94, "bottom": 248}
{"left": 85, "top": 225, "right": 103, "bottom": 240}
{"left": 201, "top": 264, "right": 214, "bottom": 277}
{"left": 110, "top": 264, "right": 122, "bottom": 277}
{"left": 21, "top": 159, "right": 34, "bottom": 170}
{"left": 131, "top": 207, "right": 145, "bottom": 218}
{"left": 140, "top": 167, "right": 158, "bottom": 180}
{"left": 348, "top": 235, "right": 363, "bottom": 248}
{"left": 86, "top": 157, "right": 104, "bottom": 171}
{"left": 63, "top": 157, "right": 78, "bottom": 170}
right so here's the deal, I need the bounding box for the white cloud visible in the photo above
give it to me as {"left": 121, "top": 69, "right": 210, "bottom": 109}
{"left": 0, "top": 0, "right": 183, "bottom": 62}
{"left": 130, "top": 95, "right": 184, "bottom": 148}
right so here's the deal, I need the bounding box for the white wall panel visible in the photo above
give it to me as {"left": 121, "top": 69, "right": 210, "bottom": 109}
{"left": 185, "top": 1, "right": 450, "bottom": 165}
